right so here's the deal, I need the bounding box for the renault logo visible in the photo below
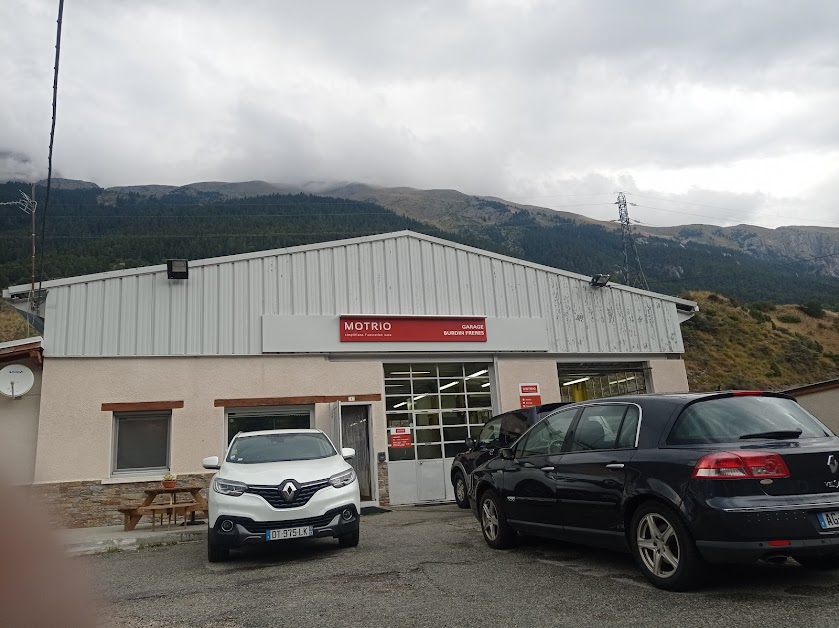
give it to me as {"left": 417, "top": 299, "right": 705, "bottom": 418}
{"left": 279, "top": 480, "right": 299, "bottom": 502}
{"left": 828, "top": 455, "right": 839, "bottom": 475}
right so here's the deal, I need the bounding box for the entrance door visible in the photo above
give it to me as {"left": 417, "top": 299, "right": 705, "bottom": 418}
{"left": 417, "top": 460, "right": 446, "bottom": 501}
{"left": 340, "top": 405, "right": 374, "bottom": 501}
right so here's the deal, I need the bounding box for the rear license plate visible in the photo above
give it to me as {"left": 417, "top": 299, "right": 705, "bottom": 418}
{"left": 817, "top": 512, "right": 839, "bottom": 530}
{"left": 266, "top": 526, "right": 313, "bottom": 541}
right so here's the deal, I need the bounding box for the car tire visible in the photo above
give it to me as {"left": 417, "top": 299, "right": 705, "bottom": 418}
{"left": 338, "top": 529, "right": 360, "bottom": 548}
{"left": 207, "top": 533, "right": 229, "bottom": 563}
{"left": 630, "top": 502, "right": 704, "bottom": 592}
{"left": 479, "top": 490, "right": 516, "bottom": 550}
{"left": 795, "top": 555, "right": 839, "bottom": 569}
{"left": 453, "top": 472, "right": 470, "bottom": 509}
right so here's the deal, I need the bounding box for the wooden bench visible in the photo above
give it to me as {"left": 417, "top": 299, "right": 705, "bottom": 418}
{"left": 119, "top": 503, "right": 208, "bottom": 531}
{"left": 118, "top": 486, "right": 209, "bottom": 531}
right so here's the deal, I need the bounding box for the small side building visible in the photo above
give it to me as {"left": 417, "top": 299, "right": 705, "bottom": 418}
{"left": 785, "top": 378, "right": 839, "bottom": 434}
{"left": 0, "top": 337, "right": 43, "bottom": 486}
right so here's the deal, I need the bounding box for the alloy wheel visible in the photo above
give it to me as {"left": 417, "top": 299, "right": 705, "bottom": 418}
{"left": 482, "top": 498, "right": 499, "bottom": 541}
{"left": 456, "top": 477, "right": 467, "bottom": 503}
{"left": 636, "top": 513, "right": 680, "bottom": 578}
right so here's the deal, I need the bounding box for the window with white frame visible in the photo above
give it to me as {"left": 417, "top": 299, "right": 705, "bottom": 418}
{"left": 112, "top": 412, "right": 171, "bottom": 474}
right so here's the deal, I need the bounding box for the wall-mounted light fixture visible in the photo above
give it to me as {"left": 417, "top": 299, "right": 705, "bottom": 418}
{"left": 167, "top": 259, "right": 189, "bottom": 280}
{"left": 590, "top": 273, "right": 610, "bottom": 288}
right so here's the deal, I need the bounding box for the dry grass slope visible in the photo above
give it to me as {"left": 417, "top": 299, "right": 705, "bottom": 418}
{"left": 0, "top": 302, "right": 37, "bottom": 343}
{"left": 681, "top": 292, "right": 839, "bottom": 392}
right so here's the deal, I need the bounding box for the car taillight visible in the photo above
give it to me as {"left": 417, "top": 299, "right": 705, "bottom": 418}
{"left": 692, "top": 451, "right": 790, "bottom": 479}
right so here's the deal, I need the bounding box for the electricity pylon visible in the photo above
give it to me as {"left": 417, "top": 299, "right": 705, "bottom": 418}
{"left": 616, "top": 192, "right": 649, "bottom": 290}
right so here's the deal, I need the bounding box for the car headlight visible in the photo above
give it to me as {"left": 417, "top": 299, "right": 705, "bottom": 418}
{"left": 329, "top": 468, "right": 356, "bottom": 488}
{"left": 213, "top": 478, "right": 247, "bottom": 496}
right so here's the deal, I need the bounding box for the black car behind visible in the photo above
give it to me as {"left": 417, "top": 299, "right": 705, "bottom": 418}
{"left": 469, "top": 391, "right": 839, "bottom": 590}
{"left": 450, "top": 403, "right": 568, "bottom": 508}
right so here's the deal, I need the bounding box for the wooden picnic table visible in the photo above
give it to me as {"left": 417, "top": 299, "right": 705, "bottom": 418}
{"left": 118, "top": 486, "right": 209, "bottom": 532}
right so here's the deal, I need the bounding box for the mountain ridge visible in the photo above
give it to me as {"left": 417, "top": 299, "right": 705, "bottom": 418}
{"left": 41, "top": 177, "right": 839, "bottom": 277}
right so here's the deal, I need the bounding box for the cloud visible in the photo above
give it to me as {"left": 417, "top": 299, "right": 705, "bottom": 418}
{"left": 1, "top": 0, "right": 838, "bottom": 229}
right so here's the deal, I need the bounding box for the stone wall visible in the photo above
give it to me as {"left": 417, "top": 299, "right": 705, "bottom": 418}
{"left": 28, "top": 473, "right": 213, "bottom": 528}
{"left": 377, "top": 460, "right": 389, "bottom": 506}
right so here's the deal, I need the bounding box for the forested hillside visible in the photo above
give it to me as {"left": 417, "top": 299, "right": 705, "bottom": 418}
{"left": 0, "top": 183, "right": 437, "bottom": 289}
{"left": 3, "top": 181, "right": 839, "bottom": 313}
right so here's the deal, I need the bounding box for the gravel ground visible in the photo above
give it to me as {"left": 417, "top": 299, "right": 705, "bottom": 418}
{"left": 84, "top": 504, "right": 839, "bottom": 628}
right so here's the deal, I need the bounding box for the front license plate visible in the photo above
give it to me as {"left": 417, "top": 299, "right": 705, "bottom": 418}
{"left": 266, "top": 526, "right": 313, "bottom": 541}
{"left": 817, "top": 511, "right": 839, "bottom": 529}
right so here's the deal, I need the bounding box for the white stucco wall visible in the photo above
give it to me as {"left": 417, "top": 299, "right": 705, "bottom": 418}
{"left": 646, "top": 359, "right": 690, "bottom": 393}
{"left": 34, "top": 356, "right": 386, "bottom": 483}
{"left": 494, "top": 357, "right": 563, "bottom": 411}
{"left": 793, "top": 389, "right": 839, "bottom": 434}
{"left": 0, "top": 357, "right": 41, "bottom": 485}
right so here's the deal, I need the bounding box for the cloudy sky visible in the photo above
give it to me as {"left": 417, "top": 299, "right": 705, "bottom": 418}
{"left": 2, "top": 0, "right": 839, "bottom": 229}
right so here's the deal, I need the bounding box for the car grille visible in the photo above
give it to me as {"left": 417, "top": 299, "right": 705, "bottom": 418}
{"left": 246, "top": 479, "right": 330, "bottom": 509}
{"left": 234, "top": 513, "right": 338, "bottom": 534}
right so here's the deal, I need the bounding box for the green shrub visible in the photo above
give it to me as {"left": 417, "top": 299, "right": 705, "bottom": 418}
{"left": 766, "top": 361, "right": 782, "bottom": 378}
{"left": 747, "top": 309, "right": 771, "bottom": 324}
{"left": 799, "top": 301, "right": 825, "bottom": 319}
{"left": 750, "top": 301, "right": 775, "bottom": 313}
{"left": 777, "top": 314, "right": 802, "bottom": 324}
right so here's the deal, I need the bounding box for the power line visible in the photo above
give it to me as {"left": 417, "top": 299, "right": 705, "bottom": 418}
{"left": 0, "top": 212, "right": 396, "bottom": 220}
{"left": 35, "top": 0, "right": 65, "bottom": 316}
{"left": 506, "top": 192, "right": 616, "bottom": 200}
{"left": 0, "top": 231, "right": 396, "bottom": 240}
{"left": 625, "top": 192, "right": 839, "bottom": 229}
{"left": 542, "top": 202, "right": 616, "bottom": 209}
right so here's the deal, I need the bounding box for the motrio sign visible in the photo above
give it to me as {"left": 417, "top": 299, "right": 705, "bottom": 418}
{"left": 339, "top": 316, "right": 488, "bottom": 343}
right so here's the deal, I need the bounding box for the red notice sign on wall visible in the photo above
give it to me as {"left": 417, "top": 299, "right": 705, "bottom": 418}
{"left": 519, "top": 383, "right": 542, "bottom": 409}
{"left": 389, "top": 427, "right": 413, "bottom": 448}
{"left": 340, "top": 316, "right": 487, "bottom": 342}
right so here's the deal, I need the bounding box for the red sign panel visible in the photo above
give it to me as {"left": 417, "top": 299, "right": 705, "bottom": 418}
{"left": 389, "top": 427, "right": 413, "bottom": 448}
{"left": 520, "top": 395, "right": 542, "bottom": 408}
{"left": 340, "top": 316, "right": 487, "bottom": 343}
{"left": 519, "top": 383, "right": 540, "bottom": 395}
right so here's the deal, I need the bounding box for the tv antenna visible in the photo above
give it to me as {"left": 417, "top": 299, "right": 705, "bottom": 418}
{"left": 615, "top": 192, "right": 649, "bottom": 290}
{"left": 0, "top": 186, "right": 38, "bottom": 311}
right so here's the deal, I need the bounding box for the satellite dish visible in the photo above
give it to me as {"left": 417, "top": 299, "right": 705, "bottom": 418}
{"left": 0, "top": 364, "right": 35, "bottom": 399}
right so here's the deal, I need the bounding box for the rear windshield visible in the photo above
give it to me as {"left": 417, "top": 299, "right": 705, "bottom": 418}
{"left": 226, "top": 433, "right": 336, "bottom": 464}
{"left": 667, "top": 396, "right": 831, "bottom": 445}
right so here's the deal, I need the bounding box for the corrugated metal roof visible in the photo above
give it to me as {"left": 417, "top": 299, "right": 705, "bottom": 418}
{"left": 5, "top": 231, "right": 695, "bottom": 357}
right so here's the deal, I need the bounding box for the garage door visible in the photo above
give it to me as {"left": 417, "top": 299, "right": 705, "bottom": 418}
{"left": 226, "top": 407, "right": 312, "bottom": 444}
{"left": 384, "top": 363, "right": 493, "bottom": 504}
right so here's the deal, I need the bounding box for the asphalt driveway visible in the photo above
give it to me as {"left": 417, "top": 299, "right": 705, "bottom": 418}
{"left": 86, "top": 504, "right": 839, "bottom": 628}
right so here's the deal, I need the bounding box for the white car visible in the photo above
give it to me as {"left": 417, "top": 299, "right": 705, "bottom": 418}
{"left": 202, "top": 429, "right": 361, "bottom": 562}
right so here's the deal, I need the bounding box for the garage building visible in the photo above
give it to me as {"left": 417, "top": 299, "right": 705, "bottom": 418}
{"left": 3, "top": 231, "right": 698, "bottom": 526}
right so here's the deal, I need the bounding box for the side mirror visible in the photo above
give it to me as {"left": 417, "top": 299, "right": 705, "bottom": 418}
{"left": 341, "top": 447, "right": 356, "bottom": 460}
{"left": 465, "top": 437, "right": 476, "bottom": 451}
{"left": 500, "top": 448, "right": 515, "bottom": 461}
{"left": 202, "top": 455, "right": 221, "bottom": 470}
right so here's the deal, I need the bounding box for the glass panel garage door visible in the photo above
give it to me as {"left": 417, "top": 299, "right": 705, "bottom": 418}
{"left": 226, "top": 408, "right": 312, "bottom": 444}
{"left": 557, "top": 364, "right": 647, "bottom": 403}
{"left": 384, "top": 363, "right": 493, "bottom": 462}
